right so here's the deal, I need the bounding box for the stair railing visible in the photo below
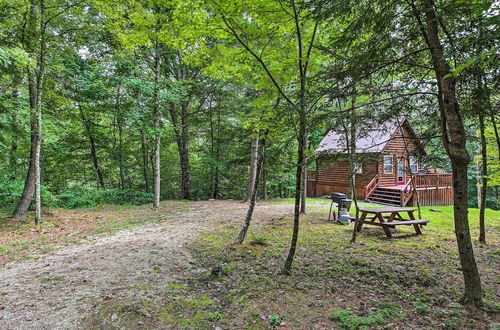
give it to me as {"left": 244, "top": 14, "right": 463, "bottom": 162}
{"left": 401, "top": 177, "right": 414, "bottom": 206}
{"left": 365, "top": 175, "right": 378, "bottom": 200}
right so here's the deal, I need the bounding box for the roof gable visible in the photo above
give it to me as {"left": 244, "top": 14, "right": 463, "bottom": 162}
{"left": 315, "top": 116, "right": 426, "bottom": 155}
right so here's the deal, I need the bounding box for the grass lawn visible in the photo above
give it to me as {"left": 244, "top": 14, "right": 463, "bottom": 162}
{"left": 1, "top": 198, "right": 499, "bottom": 328}
{"left": 171, "top": 198, "right": 500, "bottom": 329}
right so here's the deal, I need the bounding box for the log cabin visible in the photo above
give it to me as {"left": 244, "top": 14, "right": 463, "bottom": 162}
{"left": 307, "top": 116, "right": 454, "bottom": 206}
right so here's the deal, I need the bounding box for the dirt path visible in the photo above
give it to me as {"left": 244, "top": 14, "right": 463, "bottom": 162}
{"left": 0, "top": 201, "right": 292, "bottom": 330}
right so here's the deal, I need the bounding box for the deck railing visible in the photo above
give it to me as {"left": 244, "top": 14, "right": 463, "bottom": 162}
{"left": 415, "top": 173, "right": 453, "bottom": 188}
{"left": 401, "top": 178, "right": 414, "bottom": 206}
{"left": 365, "top": 176, "right": 378, "bottom": 199}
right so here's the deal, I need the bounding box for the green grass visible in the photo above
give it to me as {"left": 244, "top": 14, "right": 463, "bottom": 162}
{"left": 181, "top": 198, "right": 499, "bottom": 329}
{"left": 2, "top": 198, "right": 498, "bottom": 329}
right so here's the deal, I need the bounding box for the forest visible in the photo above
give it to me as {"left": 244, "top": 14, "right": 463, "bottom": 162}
{"left": 0, "top": 0, "right": 499, "bottom": 328}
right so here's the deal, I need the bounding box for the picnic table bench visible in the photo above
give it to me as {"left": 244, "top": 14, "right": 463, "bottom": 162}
{"left": 354, "top": 207, "right": 430, "bottom": 238}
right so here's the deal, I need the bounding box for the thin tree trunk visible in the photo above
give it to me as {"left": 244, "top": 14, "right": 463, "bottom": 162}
{"left": 13, "top": 145, "right": 35, "bottom": 219}
{"left": 116, "top": 92, "right": 125, "bottom": 190}
{"left": 300, "top": 136, "right": 308, "bottom": 214}
{"left": 179, "top": 102, "right": 191, "bottom": 200}
{"left": 209, "top": 100, "right": 215, "bottom": 196}
{"left": 140, "top": 129, "right": 150, "bottom": 193}
{"left": 34, "top": 0, "right": 46, "bottom": 225}
{"left": 238, "top": 130, "right": 268, "bottom": 244}
{"left": 348, "top": 94, "right": 360, "bottom": 243}
{"left": 262, "top": 147, "right": 268, "bottom": 200}
{"left": 282, "top": 110, "right": 306, "bottom": 274}
{"left": 153, "top": 41, "right": 161, "bottom": 210}
{"left": 9, "top": 90, "right": 19, "bottom": 181}
{"left": 79, "top": 104, "right": 105, "bottom": 189}
{"left": 12, "top": 2, "right": 38, "bottom": 220}
{"left": 478, "top": 114, "right": 487, "bottom": 244}
{"left": 419, "top": 0, "right": 482, "bottom": 305}
{"left": 281, "top": 1, "right": 314, "bottom": 273}
{"left": 213, "top": 103, "right": 222, "bottom": 199}
{"left": 117, "top": 122, "right": 125, "bottom": 189}
{"left": 246, "top": 134, "right": 260, "bottom": 202}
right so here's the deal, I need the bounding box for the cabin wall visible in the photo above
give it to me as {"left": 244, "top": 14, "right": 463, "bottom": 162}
{"left": 311, "top": 156, "right": 377, "bottom": 198}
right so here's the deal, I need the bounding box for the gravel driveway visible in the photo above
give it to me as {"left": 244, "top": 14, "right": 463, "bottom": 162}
{"left": 0, "top": 201, "right": 292, "bottom": 329}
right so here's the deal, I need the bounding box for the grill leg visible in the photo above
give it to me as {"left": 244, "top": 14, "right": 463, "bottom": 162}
{"left": 328, "top": 201, "right": 334, "bottom": 222}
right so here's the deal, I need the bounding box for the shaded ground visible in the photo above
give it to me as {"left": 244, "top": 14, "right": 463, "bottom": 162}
{"left": 0, "top": 201, "right": 292, "bottom": 329}
{"left": 0, "top": 199, "right": 499, "bottom": 329}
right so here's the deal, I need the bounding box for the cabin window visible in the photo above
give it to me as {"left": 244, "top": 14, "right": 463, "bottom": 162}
{"left": 354, "top": 162, "right": 362, "bottom": 174}
{"left": 410, "top": 156, "right": 418, "bottom": 173}
{"left": 383, "top": 156, "right": 393, "bottom": 174}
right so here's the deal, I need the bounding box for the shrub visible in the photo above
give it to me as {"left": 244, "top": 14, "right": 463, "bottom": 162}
{"left": 0, "top": 180, "right": 153, "bottom": 210}
{"left": 56, "top": 188, "right": 153, "bottom": 209}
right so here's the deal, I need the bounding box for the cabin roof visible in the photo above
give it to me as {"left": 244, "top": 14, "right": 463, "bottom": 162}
{"left": 315, "top": 116, "right": 426, "bottom": 155}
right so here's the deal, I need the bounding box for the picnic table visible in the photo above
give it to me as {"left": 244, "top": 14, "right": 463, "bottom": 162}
{"left": 354, "top": 207, "right": 429, "bottom": 238}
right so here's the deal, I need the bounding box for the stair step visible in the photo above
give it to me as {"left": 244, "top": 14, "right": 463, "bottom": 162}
{"left": 366, "top": 199, "right": 401, "bottom": 206}
{"left": 365, "top": 182, "right": 403, "bottom": 206}
{"left": 369, "top": 197, "right": 401, "bottom": 205}
{"left": 373, "top": 189, "right": 401, "bottom": 196}
{"left": 370, "top": 192, "right": 401, "bottom": 199}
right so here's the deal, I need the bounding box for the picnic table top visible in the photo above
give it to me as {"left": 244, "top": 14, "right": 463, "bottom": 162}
{"left": 358, "top": 207, "right": 416, "bottom": 213}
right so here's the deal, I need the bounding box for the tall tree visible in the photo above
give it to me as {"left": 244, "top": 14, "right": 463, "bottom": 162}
{"left": 410, "top": 0, "right": 482, "bottom": 305}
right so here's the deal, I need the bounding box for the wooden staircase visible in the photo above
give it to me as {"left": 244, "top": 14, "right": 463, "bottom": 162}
{"left": 366, "top": 187, "right": 402, "bottom": 206}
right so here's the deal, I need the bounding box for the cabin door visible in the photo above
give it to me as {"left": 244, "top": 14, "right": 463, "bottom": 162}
{"left": 397, "top": 158, "right": 405, "bottom": 184}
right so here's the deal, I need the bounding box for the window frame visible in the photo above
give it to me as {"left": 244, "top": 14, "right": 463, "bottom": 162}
{"left": 383, "top": 155, "right": 393, "bottom": 174}
{"left": 354, "top": 162, "right": 363, "bottom": 174}
{"left": 409, "top": 156, "right": 418, "bottom": 174}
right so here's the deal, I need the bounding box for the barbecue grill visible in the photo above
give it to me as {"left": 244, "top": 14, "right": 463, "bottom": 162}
{"left": 327, "top": 192, "right": 352, "bottom": 223}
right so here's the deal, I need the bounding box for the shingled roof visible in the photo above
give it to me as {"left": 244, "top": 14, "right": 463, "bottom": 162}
{"left": 315, "top": 116, "right": 425, "bottom": 155}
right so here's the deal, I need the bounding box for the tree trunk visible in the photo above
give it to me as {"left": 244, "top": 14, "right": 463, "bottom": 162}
{"left": 12, "top": 72, "right": 37, "bottom": 219}
{"left": 420, "top": 0, "right": 482, "bottom": 305}
{"left": 282, "top": 111, "right": 306, "bottom": 274}
{"left": 9, "top": 90, "right": 19, "bottom": 181}
{"left": 348, "top": 94, "right": 360, "bottom": 243}
{"left": 262, "top": 149, "right": 268, "bottom": 200}
{"left": 140, "top": 129, "right": 150, "bottom": 193}
{"left": 213, "top": 103, "right": 222, "bottom": 199}
{"left": 246, "top": 134, "right": 260, "bottom": 202}
{"left": 34, "top": 0, "right": 46, "bottom": 225}
{"left": 116, "top": 92, "right": 125, "bottom": 190}
{"left": 79, "top": 104, "right": 105, "bottom": 189}
{"left": 209, "top": 100, "right": 215, "bottom": 196}
{"left": 238, "top": 130, "right": 268, "bottom": 244}
{"left": 13, "top": 1, "right": 43, "bottom": 221}
{"left": 478, "top": 114, "right": 487, "bottom": 244}
{"left": 118, "top": 128, "right": 125, "bottom": 189}
{"left": 169, "top": 102, "right": 191, "bottom": 200}
{"left": 153, "top": 41, "right": 161, "bottom": 210}
{"left": 281, "top": 3, "right": 312, "bottom": 273}
{"left": 179, "top": 102, "right": 191, "bottom": 200}
{"left": 300, "top": 136, "right": 308, "bottom": 214}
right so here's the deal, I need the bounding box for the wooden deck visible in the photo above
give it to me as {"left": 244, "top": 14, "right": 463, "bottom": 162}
{"left": 366, "top": 174, "right": 453, "bottom": 206}
{"left": 306, "top": 171, "right": 454, "bottom": 206}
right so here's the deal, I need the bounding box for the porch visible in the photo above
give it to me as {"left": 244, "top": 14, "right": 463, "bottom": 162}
{"left": 365, "top": 174, "right": 454, "bottom": 206}
{"left": 307, "top": 172, "right": 454, "bottom": 207}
